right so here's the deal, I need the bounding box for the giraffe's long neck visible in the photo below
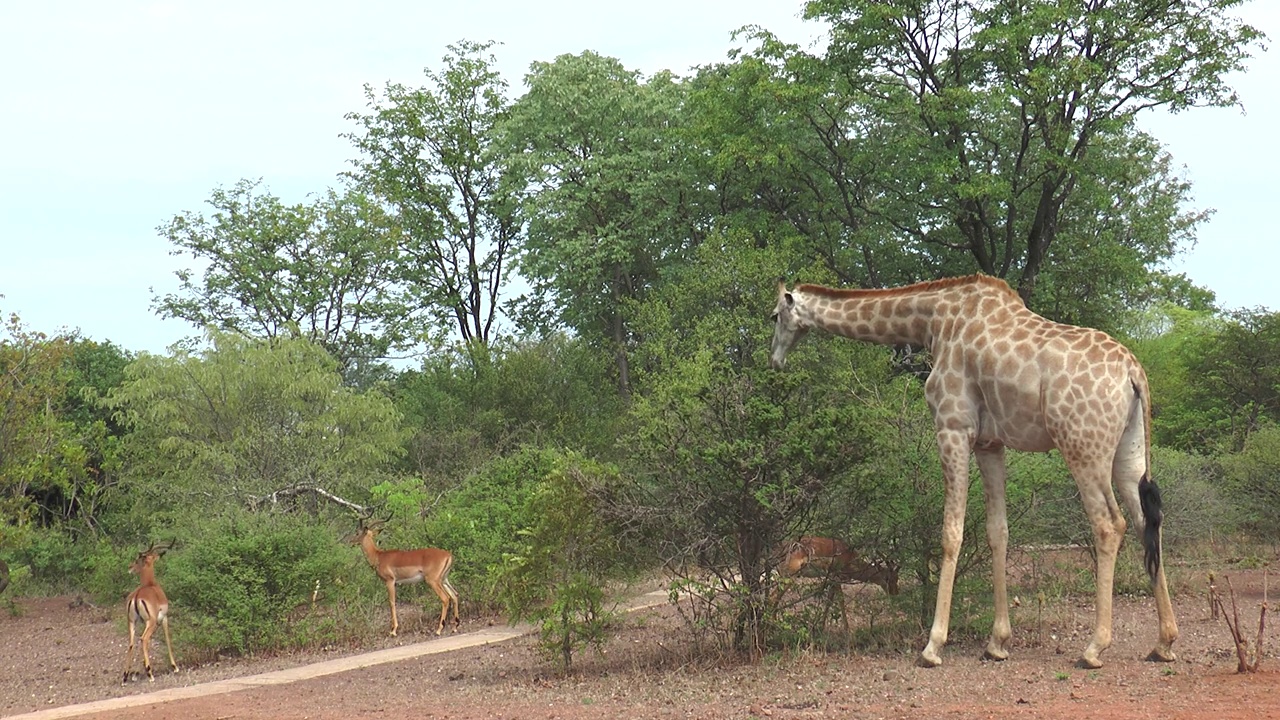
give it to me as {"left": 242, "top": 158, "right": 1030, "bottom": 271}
{"left": 796, "top": 287, "right": 940, "bottom": 348}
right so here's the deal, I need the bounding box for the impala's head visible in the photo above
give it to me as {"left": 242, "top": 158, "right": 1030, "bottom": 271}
{"left": 770, "top": 278, "right": 809, "bottom": 370}
{"left": 129, "top": 543, "right": 170, "bottom": 575}
{"left": 352, "top": 512, "right": 390, "bottom": 545}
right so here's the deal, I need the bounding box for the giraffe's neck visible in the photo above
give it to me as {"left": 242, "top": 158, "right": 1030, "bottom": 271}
{"left": 794, "top": 286, "right": 942, "bottom": 348}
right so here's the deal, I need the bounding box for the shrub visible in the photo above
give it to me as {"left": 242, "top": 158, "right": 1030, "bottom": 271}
{"left": 161, "top": 512, "right": 362, "bottom": 657}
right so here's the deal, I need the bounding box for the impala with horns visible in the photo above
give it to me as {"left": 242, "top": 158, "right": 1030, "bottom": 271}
{"left": 354, "top": 514, "right": 460, "bottom": 637}
{"left": 122, "top": 542, "right": 179, "bottom": 684}
{"left": 776, "top": 536, "right": 900, "bottom": 596}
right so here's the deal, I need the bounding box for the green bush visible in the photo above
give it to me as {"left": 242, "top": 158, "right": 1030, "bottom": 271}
{"left": 1220, "top": 424, "right": 1280, "bottom": 540}
{"left": 495, "top": 452, "right": 638, "bottom": 670}
{"left": 407, "top": 447, "right": 560, "bottom": 611}
{"left": 161, "top": 512, "right": 363, "bottom": 657}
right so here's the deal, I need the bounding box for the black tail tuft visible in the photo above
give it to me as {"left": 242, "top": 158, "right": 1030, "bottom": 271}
{"left": 1138, "top": 474, "right": 1164, "bottom": 580}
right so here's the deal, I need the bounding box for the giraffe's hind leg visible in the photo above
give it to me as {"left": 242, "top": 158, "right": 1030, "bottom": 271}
{"left": 1114, "top": 411, "right": 1178, "bottom": 661}
{"left": 1065, "top": 449, "right": 1127, "bottom": 669}
{"left": 977, "top": 447, "right": 1012, "bottom": 661}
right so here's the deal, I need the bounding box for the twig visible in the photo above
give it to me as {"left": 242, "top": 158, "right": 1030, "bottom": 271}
{"left": 1208, "top": 572, "right": 1218, "bottom": 620}
{"left": 1252, "top": 568, "right": 1268, "bottom": 673}
{"left": 246, "top": 483, "right": 368, "bottom": 514}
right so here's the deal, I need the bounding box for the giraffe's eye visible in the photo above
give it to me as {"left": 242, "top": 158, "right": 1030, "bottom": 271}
{"left": 770, "top": 313, "right": 778, "bottom": 323}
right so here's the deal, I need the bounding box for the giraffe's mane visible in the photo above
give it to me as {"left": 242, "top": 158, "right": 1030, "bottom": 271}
{"left": 795, "top": 274, "right": 1021, "bottom": 301}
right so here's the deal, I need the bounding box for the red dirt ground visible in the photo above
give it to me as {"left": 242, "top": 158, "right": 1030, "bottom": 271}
{"left": 2, "top": 563, "right": 1277, "bottom": 720}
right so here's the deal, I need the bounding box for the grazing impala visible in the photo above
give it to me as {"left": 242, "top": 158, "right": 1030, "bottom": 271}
{"left": 777, "top": 536, "right": 900, "bottom": 596}
{"left": 122, "top": 543, "right": 179, "bottom": 684}
{"left": 355, "top": 520, "right": 460, "bottom": 637}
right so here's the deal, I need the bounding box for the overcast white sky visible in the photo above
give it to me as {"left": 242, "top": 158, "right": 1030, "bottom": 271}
{"left": 1, "top": 1, "right": 1275, "bottom": 355}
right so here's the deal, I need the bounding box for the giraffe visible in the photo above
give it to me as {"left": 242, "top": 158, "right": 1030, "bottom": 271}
{"left": 768, "top": 274, "right": 1178, "bottom": 668}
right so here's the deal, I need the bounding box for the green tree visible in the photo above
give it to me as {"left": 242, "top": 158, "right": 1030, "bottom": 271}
{"left": 1134, "top": 307, "right": 1280, "bottom": 452}
{"left": 0, "top": 314, "right": 73, "bottom": 527}
{"left": 346, "top": 40, "right": 519, "bottom": 353}
{"left": 154, "top": 179, "right": 407, "bottom": 382}
{"left": 390, "top": 335, "right": 625, "bottom": 488}
{"left": 797, "top": 0, "right": 1262, "bottom": 304}
{"left": 495, "top": 452, "right": 638, "bottom": 670}
{"left": 1220, "top": 424, "right": 1280, "bottom": 539}
{"left": 627, "top": 238, "right": 881, "bottom": 653}
{"left": 1181, "top": 309, "right": 1280, "bottom": 451}
{"left": 105, "top": 331, "right": 404, "bottom": 529}
{"left": 502, "top": 51, "right": 692, "bottom": 397}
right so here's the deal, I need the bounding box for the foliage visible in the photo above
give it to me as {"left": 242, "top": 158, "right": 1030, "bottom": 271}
{"left": 0, "top": 317, "right": 129, "bottom": 539}
{"left": 161, "top": 511, "right": 363, "bottom": 656}
{"left": 346, "top": 40, "right": 519, "bottom": 351}
{"left": 153, "top": 179, "right": 406, "bottom": 383}
{"left": 495, "top": 452, "right": 640, "bottom": 670}
{"left": 1220, "top": 424, "right": 1280, "bottom": 539}
{"left": 0, "top": 314, "right": 74, "bottom": 527}
{"left": 1135, "top": 307, "right": 1280, "bottom": 452}
{"left": 746, "top": 0, "right": 1262, "bottom": 314}
{"left": 104, "top": 331, "right": 403, "bottom": 526}
{"left": 411, "top": 447, "right": 558, "bottom": 609}
{"left": 627, "top": 238, "right": 884, "bottom": 653}
{"left": 390, "top": 335, "right": 626, "bottom": 488}
{"left": 502, "top": 51, "right": 693, "bottom": 396}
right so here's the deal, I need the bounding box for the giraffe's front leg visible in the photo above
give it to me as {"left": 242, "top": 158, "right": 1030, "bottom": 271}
{"left": 920, "top": 432, "right": 972, "bottom": 668}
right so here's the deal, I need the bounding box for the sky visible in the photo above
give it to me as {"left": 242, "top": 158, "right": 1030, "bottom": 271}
{"left": 0, "top": 1, "right": 1276, "bottom": 355}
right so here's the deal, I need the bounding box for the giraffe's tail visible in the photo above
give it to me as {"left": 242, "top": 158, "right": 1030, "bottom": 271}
{"left": 1137, "top": 472, "right": 1163, "bottom": 580}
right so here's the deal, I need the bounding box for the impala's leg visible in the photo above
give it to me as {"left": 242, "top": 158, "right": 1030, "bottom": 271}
{"left": 386, "top": 579, "right": 399, "bottom": 637}
{"left": 442, "top": 565, "right": 460, "bottom": 632}
{"left": 920, "top": 429, "right": 972, "bottom": 667}
{"left": 1069, "top": 452, "right": 1126, "bottom": 669}
{"left": 140, "top": 618, "right": 157, "bottom": 681}
{"left": 161, "top": 615, "right": 179, "bottom": 672}
{"left": 1114, "top": 426, "right": 1178, "bottom": 662}
{"left": 122, "top": 607, "right": 137, "bottom": 685}
{"left": 427, "top": 578, "right": 451, "bottom": 635}
{"left": 976, "top": 447, "right": 1012, "bottom": 661}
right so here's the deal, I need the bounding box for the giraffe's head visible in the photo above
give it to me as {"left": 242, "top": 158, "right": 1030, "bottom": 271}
{"left": 770, "top": 279, "right": 809, "bottom": 369}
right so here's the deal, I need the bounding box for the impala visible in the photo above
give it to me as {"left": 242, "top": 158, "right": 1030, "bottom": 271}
{"left": 776, "top": 536, "right": 900, "bottom": 596}
{"left": 122, "top": 543, "right": 179, "bottom": 684}
{"left": 355, "top": 520, "right": 460, "bottom": 637}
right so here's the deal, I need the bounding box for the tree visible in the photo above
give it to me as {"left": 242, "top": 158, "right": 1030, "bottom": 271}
{"left": 501, "top": 51, "right": 693, "bottom": 397}
{"left": 627, "top": 238, "right": 881, "bottom": 653}
{"left": 105, "top": 331, "right": 404, "bottom": 524}
{"left": 154, "top": 179, "right": 407, "bottom": 382}
{"left": 0, "top": 313, "right": 73, "bottom": 526}
{"left": 798, "top": 0, "right": 1262, "bottom": 303}
{"left": 346, "top": 40, "right": 519, "bottom": 353}
{"left": 1180, "top": 309, "right": 1280, "bottom": 451}
{"left": 495, "top": 451, "right": 639, "bottom": 670}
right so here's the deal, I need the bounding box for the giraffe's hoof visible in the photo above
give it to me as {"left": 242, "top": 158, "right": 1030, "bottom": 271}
{"left": 389, "top": 630, "right": 398, "bottom": 638}
{"left": 982, "top": 642, "right": 1010, "bottom": 662}
{"left": 1145, "top": 647, "right": 1176, "bottom": 663}
{"left": 172, "top": 666, "right": 181, "bottom": 674}
{"left": 918, "top": 649, "right": 943, "bottom": 668}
